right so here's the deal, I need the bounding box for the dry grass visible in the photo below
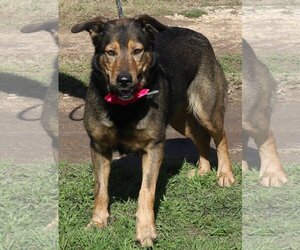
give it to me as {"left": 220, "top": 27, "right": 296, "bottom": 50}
{"left": 59, "top": 0, "right": 241, "bottom": 28}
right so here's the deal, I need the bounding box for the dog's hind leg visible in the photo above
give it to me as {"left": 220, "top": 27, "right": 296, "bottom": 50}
{"left": 212, "top": 129, "right": 235, "bottom": 187}
{"left": 170, "top": 113, "right": 211, "bottom": 175}
{"left": 170, "top": 102, "right": 212, "bottom": 176}
{"left": 86, "top": 143, "right": 112, "bottom": 229}
{"left": 187, "top": 81, "right": 235, "bottom": 187}
{"left": 187, "top": 122, "right": 212, "bottom": 176}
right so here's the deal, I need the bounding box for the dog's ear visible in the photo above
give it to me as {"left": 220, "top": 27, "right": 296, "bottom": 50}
{"left": 134, "top": 15, "right": 169, "bottom": 40}
{"left": 71, "top": 16, "right": 109, "bottom": 36}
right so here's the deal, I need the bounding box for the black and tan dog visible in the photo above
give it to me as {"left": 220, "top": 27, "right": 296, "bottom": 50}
{"left": 71, "top": 15, "right": 235, "bottom": 247}
{"left": 242, "top": 39, "right": 287, "bottom": 186}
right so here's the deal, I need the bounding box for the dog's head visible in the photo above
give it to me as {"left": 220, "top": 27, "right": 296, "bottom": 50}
{"left": 71, "top": 15, "right": 168, "bottom": 100}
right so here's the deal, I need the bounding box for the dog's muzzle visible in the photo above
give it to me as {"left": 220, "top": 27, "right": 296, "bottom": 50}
{"left": 116, "top": 74, "right": 135, "bottom": 100}
{"left": 117, "top": 86, "right": 135, "bottom": 100}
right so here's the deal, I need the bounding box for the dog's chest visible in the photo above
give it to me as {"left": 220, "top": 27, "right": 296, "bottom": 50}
{"left": 117, "top": 127, "right": 157, "bottom": 152}
{"left": 87, "top": 112, "right": 159, "bottom": 153}
{"left": 92, "top": 123, "right": 157, "bottom": 152}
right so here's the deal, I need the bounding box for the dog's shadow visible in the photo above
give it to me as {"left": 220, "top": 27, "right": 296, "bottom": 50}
{"left": 59, "top": 72, "right": 87, "bottom": 99}
{"left": 108, "top": 138, "right": 218, "bottom": 217}
{"left": 243, "top": 145, "right": 261, "bottom": 171}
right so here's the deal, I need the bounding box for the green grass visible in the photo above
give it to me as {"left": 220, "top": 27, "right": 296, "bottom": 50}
{"left": 219, "top": 53, "right": 242, "bottom": 87}
{"left": 243, "top": 166, "right": 300, "bottom": 249}
{"left": 0, "top": 162, "right": 58, "bottom": 249}
{"left": 0, "top": 54, "right": 55, "bottom": 86}
{"left": 260, "top": 53, "right": 300, "bottom": 86}
{"left": 180, "top": 9, "right": 208, "bottom": 18}
{"left": 59, "top": 54, "right": 91, "bottom": 87}
{"left": 219, "top": 54, "right": 242, "bottom": 75}
{"left": 59, "top": 161, "right": 242, "bottom": 249}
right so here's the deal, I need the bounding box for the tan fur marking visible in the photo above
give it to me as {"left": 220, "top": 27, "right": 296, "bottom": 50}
{"left": 255, "top": 130, "right": 287, "bottom": 187}
{"left": 214, "top": 131, "right": 235, "bottom": 187}
{"left": 127, "top": 39, "right": 152, "bottom": 84}
{"left": 87, "top": 148, "right": 112, "bottom": 229}
{"left": 99, "top": 39, "right": 152, "bottom": 86}
{"left": 136, "top": 143, "right": 164, "bottom": 247}
{"left": 99, "top": 41, "right": 121, "bottom": 85}
{"left": 170, "top": 101, "right": 212, "bottom": 176}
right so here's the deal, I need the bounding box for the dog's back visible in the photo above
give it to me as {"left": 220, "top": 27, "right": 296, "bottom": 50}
{"left": 156, "top": 27, "right": 228, "bottom": 130}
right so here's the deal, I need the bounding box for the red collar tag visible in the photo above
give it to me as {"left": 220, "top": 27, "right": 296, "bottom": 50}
{"left": 104, "top": 89, "right": 150, "bottom": 106}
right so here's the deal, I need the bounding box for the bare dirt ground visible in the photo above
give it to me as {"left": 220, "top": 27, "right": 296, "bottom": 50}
{"left": 0, "top": 30, "right": 56, "bottom": 163}
{"left": 59, "top": 7, "right": 242, "bottom": 56}
{"left": 1, "top": 6, "right": 299, "bottom": 166}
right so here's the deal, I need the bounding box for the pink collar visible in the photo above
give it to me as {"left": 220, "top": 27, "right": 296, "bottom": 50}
{"left": 104, "top": 89, "right": 150, "bottom": 106}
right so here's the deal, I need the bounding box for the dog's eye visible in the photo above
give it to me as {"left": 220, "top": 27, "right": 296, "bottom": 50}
{"left": 133, "top": 48, "right": 143, "bottom": 55}
{"left": 106, "top": 50, "right": 117, "bottom": 57}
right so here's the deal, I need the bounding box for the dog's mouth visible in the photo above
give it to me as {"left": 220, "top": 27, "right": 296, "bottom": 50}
{"left": 117, "top": 87, "right": 135, "bottom": 100}
{"left": 108, "top": 74, "right": 144, "bottom": 101}
{"left": 115, "top": 75, "right": 144, "bottom": 100}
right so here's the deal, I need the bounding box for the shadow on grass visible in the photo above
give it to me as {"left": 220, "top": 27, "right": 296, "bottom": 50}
{"left": 59, "top": 72, "right": 87, "bottom": 99}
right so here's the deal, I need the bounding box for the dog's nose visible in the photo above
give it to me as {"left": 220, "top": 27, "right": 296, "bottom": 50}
{"left": 117, "top": 74, "right": 132, "bottom": 88}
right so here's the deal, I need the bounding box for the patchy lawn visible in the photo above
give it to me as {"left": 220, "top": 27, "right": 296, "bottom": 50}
{"left": 59, "top": 161, "right": 242, "bottom": 249}
{"left": 0, "top": 162, "right": 58, "bottom": 249}
{"left": 243, "top": 166, "right": 300, "bottom": 249}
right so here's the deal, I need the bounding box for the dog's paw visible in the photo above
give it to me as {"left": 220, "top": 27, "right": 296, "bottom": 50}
{"left": 85, "top": 217, "right": 108, "bottom": 230}
{"left": 188, "top": 167, "right": 211, "bottom": 178}
{"left": 260, "top": 171, "right": 288, "bottom": 187}
{"left": 188, "top": 169, "right": 197, "bottom": 178}
{"left": 217, "top": 172, "right": 235, "bottom": 187}
{"left": 198, "top": 166, "right": 211, "bottom": 176}
{"left": 136, "top": 224, "right": 157, "bottom": 247}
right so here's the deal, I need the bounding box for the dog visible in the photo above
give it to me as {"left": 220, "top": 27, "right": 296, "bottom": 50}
{"left": 71, "top": 15, "right": 235, "bottom": 247}
{"left": 242, "top": 39, "right": 287, "bottom": 187}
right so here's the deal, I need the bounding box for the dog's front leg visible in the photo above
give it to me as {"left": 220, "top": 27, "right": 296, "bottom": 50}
{"left": 136, "top": 143, "right": 164, "bottom": 247}
{"left": 87, "top": 143, "right": 112, "bottom": 229}
{"left": 255, "top": 130, "right": 288, "bottom": 187}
